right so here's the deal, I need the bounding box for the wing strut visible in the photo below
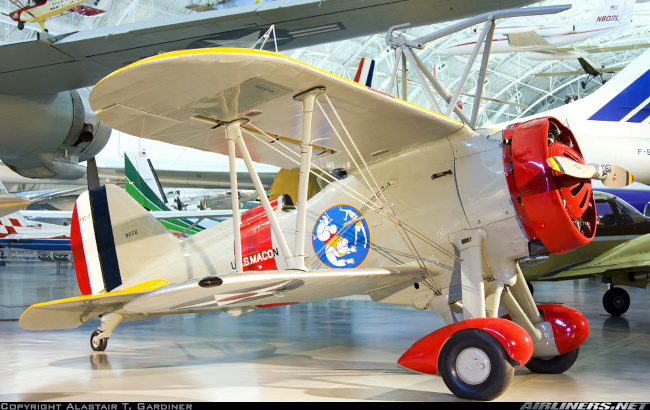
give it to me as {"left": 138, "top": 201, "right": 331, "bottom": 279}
{"left": 225, "top": 119, "right": 295, "bottom": 271}
{"left": 225, "top": 121, "right": 244, "bottom": 272}
{"left": 384, "top": 4, "right": 570, "bottom": 127}
{"left": 292, "top": 87, "right": 326, "bottom": 270}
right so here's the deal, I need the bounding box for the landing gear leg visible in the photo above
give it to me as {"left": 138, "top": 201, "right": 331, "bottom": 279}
{"left": 501, "top": 263, "right": 587, "bottom": 374}
{"left": 90, "top": 312, "right": 123, "bottom": 352}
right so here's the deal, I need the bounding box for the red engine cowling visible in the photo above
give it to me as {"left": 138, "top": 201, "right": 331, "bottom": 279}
{"left": 503, "top": 117, "right": 596, "bottom": 254}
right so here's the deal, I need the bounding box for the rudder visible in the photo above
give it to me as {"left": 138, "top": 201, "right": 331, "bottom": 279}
{"left": 71, "top": 184, "right": 179, "bottom": 295}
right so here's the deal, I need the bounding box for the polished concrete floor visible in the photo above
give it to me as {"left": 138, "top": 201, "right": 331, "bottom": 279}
{"left": 1, "top": 261, "right": 650, "bottom": 402}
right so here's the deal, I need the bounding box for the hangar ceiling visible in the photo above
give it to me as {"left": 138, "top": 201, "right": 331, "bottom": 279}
{"left": 1, "top": 0, "right": 649, "bottom": 127}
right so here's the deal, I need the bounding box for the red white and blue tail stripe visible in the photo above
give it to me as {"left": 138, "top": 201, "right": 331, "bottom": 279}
{"left": 71, "top": 184, "right": 178, "bottom": 296}
{"left": 354, "top": 58, "right": 375, "bottom": 88}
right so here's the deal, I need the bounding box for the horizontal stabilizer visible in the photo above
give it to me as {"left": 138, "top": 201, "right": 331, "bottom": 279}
{"left": 19, "top": 280, "right": 168, "bottom": 330}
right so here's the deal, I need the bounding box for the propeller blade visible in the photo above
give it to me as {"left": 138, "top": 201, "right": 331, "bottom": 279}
{"left": 546, "top": 157, "right": 634, "bottom": 188}
{"left": 546, "top": 156, "right": 597, "bottom": 179}
{"left": 601, "top": 165, "right": 634, "bottom": 188}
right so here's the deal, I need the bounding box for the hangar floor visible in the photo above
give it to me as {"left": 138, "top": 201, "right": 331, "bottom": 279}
{"left": 1, "top": 261, "right": 649, "bottom": 402}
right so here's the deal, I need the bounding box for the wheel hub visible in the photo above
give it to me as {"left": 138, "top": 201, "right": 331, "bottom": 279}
{"left": 456, "top": 347, "right": 491, "bottom": 385}
{"left": 613, "top": 295, "right": 625, "bottom": 308}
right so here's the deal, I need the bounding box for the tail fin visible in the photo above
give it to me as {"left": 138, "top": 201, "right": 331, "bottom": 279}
{"left": 71, "top": 184, "right": 179, "bottom": 296}
{"left": 0, "top": 212, "right": 28, "bottom": 237}
{"left": 589, "top": 0, "right": 635, "bottom": 24}
{"left": 354, "top": 58, "right": 375, "bottom": 88}
{"left": 585, "top": 47, "right": 650, "bottom": 123}
{"left": 124, "top": 150, "right": 217, "bottom": 236}
{"left": 124, "top": 150, "right": 172, "bottom": 211}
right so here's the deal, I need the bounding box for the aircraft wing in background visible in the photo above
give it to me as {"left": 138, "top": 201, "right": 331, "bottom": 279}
{"left": 22, "top": 208, "right": 234, "bottom": 220}
{"left": 0, "top": 193, "right": 30, "bottom": 218}
{"left": 535, "top": 233, "right": 650, "bottom": 282}
{"left": 0, "top": 0, "right": 539, "bottom": 95}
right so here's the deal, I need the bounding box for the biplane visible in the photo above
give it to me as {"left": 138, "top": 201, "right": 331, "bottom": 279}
{"left": 18, "top": 7, "right": 634, "bottom": 401}
{"left": 7, "top": 0, "right": 104, "bottom": 31}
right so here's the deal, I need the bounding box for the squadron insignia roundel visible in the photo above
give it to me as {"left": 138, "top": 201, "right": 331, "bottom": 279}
{"left": 311, "top": 204, "right": 370, "bottom": 268}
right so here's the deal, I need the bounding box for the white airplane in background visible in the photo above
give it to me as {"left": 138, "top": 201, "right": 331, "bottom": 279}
{"left": 437, "top": 0, "right": 636, "bottom": 60}
{"left": 0, "top": 180, "right": 71, "bottom": 256}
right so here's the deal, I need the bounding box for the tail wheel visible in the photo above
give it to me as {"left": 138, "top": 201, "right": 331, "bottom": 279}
{"left": 90, "top": 330, "right": 108, "bottom": 352}
{"left": 603, "top": 287, "right": 630, "bottom": 316}
{"left": 438, "top": 328, "right": 514, "bottom": 401}
{"left": 525, "top": 347, "right": 580, "bottom": 374}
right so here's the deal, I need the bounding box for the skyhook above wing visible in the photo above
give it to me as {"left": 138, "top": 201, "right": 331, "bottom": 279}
{"left": 90, "top": 48, "right": 473, "bottom": 171}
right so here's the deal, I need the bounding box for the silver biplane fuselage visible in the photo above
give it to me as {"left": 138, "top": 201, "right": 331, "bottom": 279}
{"left": 121, "top": 125, "right": 520, "bottom": 317}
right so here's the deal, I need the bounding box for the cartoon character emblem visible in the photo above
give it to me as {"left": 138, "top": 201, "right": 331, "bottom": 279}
{"left": 311, "top": 204, "right": 370, "bottom": 268}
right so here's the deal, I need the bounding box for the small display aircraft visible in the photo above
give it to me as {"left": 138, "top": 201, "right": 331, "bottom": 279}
{"left": 7, "top": 0, "right": 104, "bottom": 31}
{"left": 436, "top": 0, "right": 635, "bottom": 61}
{"left": 17, "top": 8, "right": 635, "bottom": 401}
{"left": 0, "top": 180, "right": 70, "bottom": 256}
{"left": 0, "top": 207, "right": 71, "bottom": 256}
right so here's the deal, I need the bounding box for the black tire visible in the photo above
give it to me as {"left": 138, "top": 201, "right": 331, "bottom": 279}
{"left": 603, "top": 287, "right": 630, "bottom": 316}
{"left": 525, "top": 347, "right": 579, "bottom": 374}
{"left": 438, "top": 328, "right": 515, "bottom": 401}
{"left": 90, "top": 330, "right": 108, "bottom": 352}
{"left": 17, "top": 22, "right": 24, "bottom": 30}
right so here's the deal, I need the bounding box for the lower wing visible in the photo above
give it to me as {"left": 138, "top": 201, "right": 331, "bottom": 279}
{"left": 20, "top": 267, "right": 424, "bottom": 330}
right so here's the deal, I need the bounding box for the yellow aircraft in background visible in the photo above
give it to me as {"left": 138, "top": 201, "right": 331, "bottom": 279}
{"left": 7, "top": 0, "right": 104, "bottom": 31}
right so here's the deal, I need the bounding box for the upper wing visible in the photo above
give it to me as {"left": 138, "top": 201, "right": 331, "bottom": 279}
{"left": 0, "top": 0, "right": 530, "bottom": 94}
{"left": 90, "top": 48, "right": 470, "bottom": 170}
{"left": 506, "top": 30, "right": 550, "bottom": 47}
{"left": 22, "top": 209, "right": 234, "bottom": 220}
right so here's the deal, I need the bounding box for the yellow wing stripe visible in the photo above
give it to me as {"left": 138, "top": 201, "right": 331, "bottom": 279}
{"left": 94, "top": 47, "right": 462, "bottom": 126}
